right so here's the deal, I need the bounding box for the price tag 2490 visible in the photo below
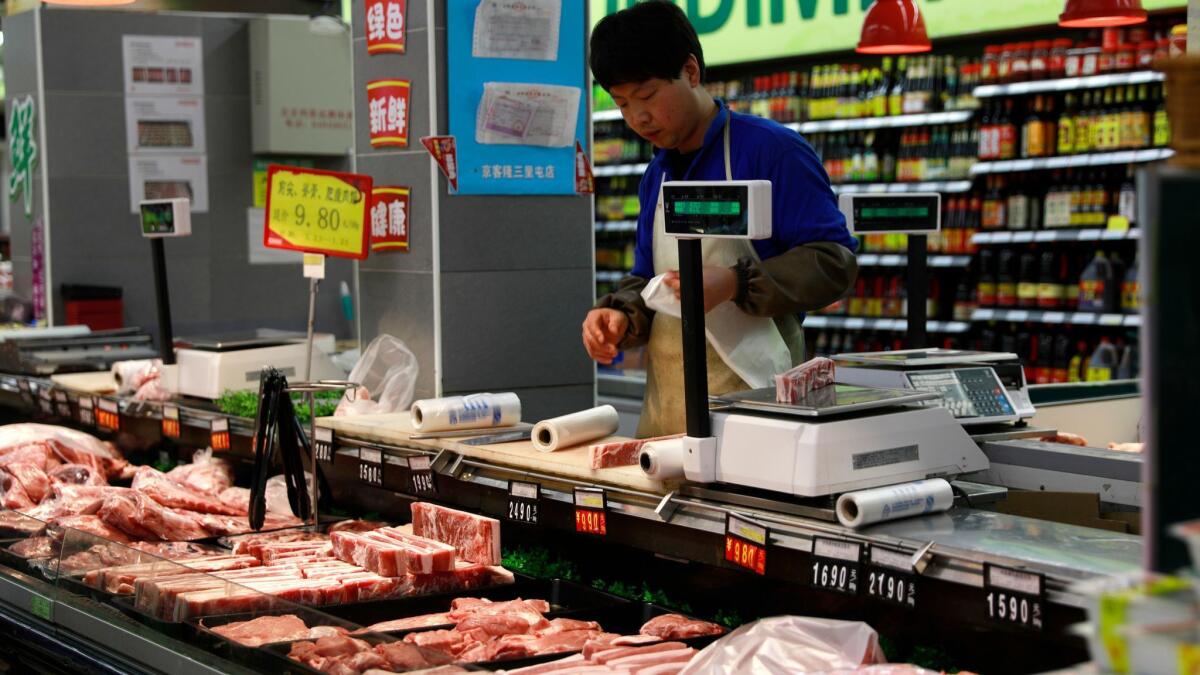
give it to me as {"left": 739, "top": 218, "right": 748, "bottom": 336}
{"left": 314, "top": 427, "right": 334, "bottom": 463}
{"left": 865, "top": 545, "right": 917, "bottom": 609}
{"left": 210, "top": 418, "right": 230, "bottom": 451}
{"left": 408, "top": 455, "right": 436, "bottom": 495}
{"left": 724, "top": 514, "right": 768, "bottom": 575}
{"left": 97, "top": 399, "right": 120, "bottom": 432}
{"left": 507, "top": 481, "right": 540, "bottom": 525}
{"left": 161, "top": 404, "right": 181, "bottom": 439}
{"left": 359, "top": 448, "right": 383, "bottom": 486}
{"left": 574, "top": 487, "right": 607, "bottom": 536}
{"left": 810, "top": 537, "right": 862, "bottom": 595}
{"left": 984, "top": 564, "right": 1044, "bottom": 631}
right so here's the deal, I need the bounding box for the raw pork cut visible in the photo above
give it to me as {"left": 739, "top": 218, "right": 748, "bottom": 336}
{"left": 288, "top": 636, "right": 451, "bottom": 675}
{"left": 98, "top": 492, "right": 211, "bottom": 541}
{"left": 332, "top": 527, "right": 456, "bottom": 576}
{"left": 211, "top": 614, "right": 349, "bottom": 647}
{"left": 638, "top": 614, "right": 723, "bottom": 640}
{"left": 1, "top": 462, "right": 50, "bottom": 502}
{"left": 774, "top": 357, "right": 836, "bottom": 404}
{"left": 0, "top": 424, "right": 129, "bottom": 479}
{"left": 10, "top": 536, "right": 56, "bottom": 559}
{"left": 165, "top": 453, "right": 234, "bottom": 496}
{"left": 48, "top": 514, "right": 135, "bottom": 543}
{"left": 328, "top": 520, "right": 389, "bottom": 533}
{"left": 217, "top": 487, "right": 250, "bottom": 511}
{"left": 410, "top": 502, "right": 501, "bottom": 565}
{"left": 132, "top": 466, "right": 245, "bottom": 515}
{"left": 588, "top": 435, "right": 684, "bottom": 470}
{"left": 363, "top": 612, "right": 454, "bottom": 634}
{"left": 49, "top": 464, "right": 106, "bottom": 486}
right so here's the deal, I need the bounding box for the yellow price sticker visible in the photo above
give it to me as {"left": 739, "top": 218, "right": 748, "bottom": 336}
{"left": 264, "top": 165, "right": 373, "bottom": 260}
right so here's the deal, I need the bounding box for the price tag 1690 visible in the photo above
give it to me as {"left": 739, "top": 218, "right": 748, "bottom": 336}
{"left": 97, "top": 399, "right": 120, "bottom": 432}
{"left": 161, "top": 404, "right": 181, "bottom": 439}
{"left": 314, "top": 427, "right": 334, "bottom": 463}
{"left": 984, "top": 564, "right": 1044, "bottom": 631}
{"left": 77, "top": 396, "right": 95, "bottom": 427}
{"left": 210, "top": 418, "right": 231, "bottom": 451}
{"left": 724, "top": 514, "right": 768, "bottom": 575}
{"left": 358, "top": 448, "right": 383, "bottom": 486}
{"left": 506, "top": 481, "right": 540, "bottom": 525}
{"left": 53, "top": 390, "right": 71, "bottom": 418}
{"left": 810, "top": 537, "right": 862, "bottom": 595}
{"left": 408, "top": 455, "right": 436, "bottom": 496}
{"left": 574, "top": 487, "right": 607, "bottom": 536}
{"left": 865, "top": 545, "right": 917, "bottom": 609}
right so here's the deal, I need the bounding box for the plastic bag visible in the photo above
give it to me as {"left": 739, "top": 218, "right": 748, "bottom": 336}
{"left": 679, "top": 616, "right": 886, "bottom": 675}
{"left": 265, "top": 472, "right": 313, "bottom": 517}
{"left": 336, "top": 335, "right": 419, "bottom": 416}
{"left": 165, "top": 448, "right": 234, "bottom": 496}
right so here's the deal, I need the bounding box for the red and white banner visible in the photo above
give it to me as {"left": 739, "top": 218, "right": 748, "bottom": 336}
{"left": 370, "top": 186, "right": 410, "bottom": 252}
{"left": 365, "top": 0, "right": 407, "bottom": 55}
{"left": 575, "top": 140, "right": 595, "bottom": 195}
{"left": 367, "top": 79, "right": 411, "bottom": 148}
{"left": 420, "top": 136, "right": 459, "bottom": 193}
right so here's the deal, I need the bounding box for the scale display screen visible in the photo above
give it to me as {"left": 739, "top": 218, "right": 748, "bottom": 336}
{"left": 841, "top": 194, "right": 941, "bottom": 234}
{"left": 663, "top": 184, "right": 751, "bottom": 236}
{"left": 141, "top": 201, "right": 177, "bottom": 236}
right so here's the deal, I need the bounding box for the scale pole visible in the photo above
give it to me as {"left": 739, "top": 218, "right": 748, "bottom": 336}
{"left": 906, "top": 234, "right": 928, "bottom": 349}
{"left": 304, "top": 278, "right": 319, "bottom": 381}
{"left": 678, "top": 239, "right": 711, "bottom": 438}
{"left": 150, "top": 238, "right": 175, "bottom": 365}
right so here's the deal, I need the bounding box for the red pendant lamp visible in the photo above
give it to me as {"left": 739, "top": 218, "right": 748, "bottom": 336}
{"left": 857, "top": 0, "right": 932, "bottom": 55}
{"left": 1059, "top": 0, "right": 1147, "bottom": 28}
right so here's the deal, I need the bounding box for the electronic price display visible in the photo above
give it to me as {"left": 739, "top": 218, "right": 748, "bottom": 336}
{"left": 662, "top": 181, "right": 771, "bottom": 239}
{"left": 839, "top": 193, "right": 941, "bottom": 234}
{"left": 139, "top": 198, "right": 192, "bottom": 238}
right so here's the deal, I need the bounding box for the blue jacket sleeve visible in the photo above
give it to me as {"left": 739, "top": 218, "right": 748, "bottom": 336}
{"left": 760, "top": 135, "right": 858, "bottom": 255}
{"left": 630, "top": 166, "right": 658, "bottom": 279}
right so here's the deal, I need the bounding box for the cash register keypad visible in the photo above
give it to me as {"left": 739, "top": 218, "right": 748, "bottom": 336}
{"left": 906, "top": 367, "right": 1015, "bottom": 420}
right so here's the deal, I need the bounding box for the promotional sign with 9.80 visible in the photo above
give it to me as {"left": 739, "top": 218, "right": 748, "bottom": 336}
{"left": 264, "top": 165, "right": 373, "bottom": 260}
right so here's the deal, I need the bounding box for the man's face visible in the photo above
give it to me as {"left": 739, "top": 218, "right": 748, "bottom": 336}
{"left": 608, "top": 62, "right": 701, "bottom": 150}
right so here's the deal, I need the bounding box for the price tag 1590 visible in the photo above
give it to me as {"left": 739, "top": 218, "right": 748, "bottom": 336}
{"left": 984, "top": 564, "right": 1044, "bottom": 631}
{"left": 724, "top": 514, "right": 768, "bottom": 575}
{"left": 53, "top": 390, "right": 71, "bottom": 418}
{"left": 574, "top": 487, "right": 607, "bottom": 536}
{"left": 810, "top": 537, "right": 862, "bottom": 595}
{"left": 97, "top": 399, "right": 120, "bottom": 432}
{"left": 865, "top": 545, "right": 917, "bottom": 609}
{"left": 210, "top": 418, "right": 231, "bottom": 451}
{"left": 161, "top": 404, "right": 181, "bottom": 439}
{"left": 408, "top": 455, "right": 436, "bottom": 496}
{"left": 358, "top": 448, "right": 383, "bottom": 486}
{"left": 506, "top": 481, "right": 540, "bottom": 525}
{"left": 314, "top": 427, "right": 334, "bottom": 463}
{"left": 77, "top": 396, "right": 95, "bottom": 427}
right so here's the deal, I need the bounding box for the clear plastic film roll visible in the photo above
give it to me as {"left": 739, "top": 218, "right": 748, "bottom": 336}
{"left": 835, "top": 478, "right": 954, "bottom": 529}
{"left": 639, "top": 437, "right": 687, "bottom": 480}
{"left": 410, "top": 393, "right": 521, "bottom": 432}
{"left": 531, "top": 405, "right": 619, "bottom": 453}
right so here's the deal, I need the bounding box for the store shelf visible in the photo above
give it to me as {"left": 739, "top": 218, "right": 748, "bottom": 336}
{"left": 593, "top": 162, "right": 649, "bottom": 177}
{"left": 857, "top": 254, "right": 973, "bottom": 268}
{"left": 832, "top": 180, "right": 973, "bottom": 194}
{"left": 972, "top": 308, "right": 1140, "bottom": 327}
{"left": 595, "top": 220, "right": 638, "bottom": 233}
{"left": 593, "top": 109, "right": 624, "bottom": 122}
{"left": 788, "top": 109, "right": 974, "bottom": 134}
{"left": 972, "top": 228, "right": 1140, "bottom": 244}
{"left": 971, "top": 148, "right": 1174, "bottom": 175}
{"left": 804, "top": 315, "right": 972, "bottom": 333}
{"left": 973, "top": 70, "right": 1164, "bottom": 98}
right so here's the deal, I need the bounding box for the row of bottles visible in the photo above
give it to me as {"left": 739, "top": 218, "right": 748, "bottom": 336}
{"left": 974, "top": 247, "right": 1139, "bottom": 314}
{"left": 978, "top": 329, "right": 1140, "bottom": 383}
{"left": 802, "top": 55, "right": 981, "bottom": 120}
{"left": 980, "top": 23, "right": 1179, "bottom": 84}
{"left": 977, "top": 165, "right": 1138, "bottom": 231}
{"left": 978, "top": 84, "right": 1169, "bottom": 160}
{"left": 811, "top": 125, "right": 976, "bottom": 184}
{"left": 593, "top": 122, "right": 652, "bottom": 166}
{"left": 817, "top": 273, "right": 944, "bottom": 320}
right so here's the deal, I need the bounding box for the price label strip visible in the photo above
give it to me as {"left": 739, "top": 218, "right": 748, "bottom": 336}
{"left": 506, "top": 480, "right": 540, "bottom": 525}
{"left": 314, "top": 427, "right": 334, "bottom": 463}
{"left": 359, "top": 447, "right": 384, "bottom": 487}
{"left": 77, "top": 395, "right": 95, "bottom": 427}
{"left": 865, "top": 544, "right": 918, "bottom": 609}
{"left": 37, "top": 387, "right": 53, "bottom": 416}
{"left": 408, "top": 455, "right": 437, "bottom": 496}
{"left": 810, "top": 537, "right": 862, "bottom": 595}
{"left": 983, "top": 563, "right": 1045, "bottom": 631}
{"left": 53, "top": 390, "right": 71, "bottom": 419}
{"left": 97, "top": 399, "right": 120, "bottom": 432}
{"left": 724, "top": 514, "right": 768, "bottom": 575}
{"left": 161, "top": 404, "right": 181, "bottom": 439}
{"left": 210, "top": 418, "right": 231, "bottom": 451}
{"left": 17, "top": 379, "right": 34, "bottom": 407}
{"left": 574, "top": 487, "right": 607, "bottom": 536}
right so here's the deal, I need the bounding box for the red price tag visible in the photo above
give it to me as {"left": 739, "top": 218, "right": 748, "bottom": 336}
{"left": 97, "top": 399, "right": 120, "bottom": 432}
{"left": 724, "top": 514, "right": 768, "bottom": 575}
{"left": 574, "top": 487, "right": 607, "bottom": 536}
{"left": 210, "top": 418, "right": 230, "bottom": 451}
{"left": 162, "top": 404, "right": 181, "bottom": 439}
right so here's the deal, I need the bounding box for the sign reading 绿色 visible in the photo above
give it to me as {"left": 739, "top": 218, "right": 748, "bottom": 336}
{"left": 590, "top": 1, "right": 1187, "bottom": 66}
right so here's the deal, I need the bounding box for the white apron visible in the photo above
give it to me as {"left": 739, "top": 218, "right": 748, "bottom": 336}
{"left": 637, "top": 111, "right": 792, "bottom": 437}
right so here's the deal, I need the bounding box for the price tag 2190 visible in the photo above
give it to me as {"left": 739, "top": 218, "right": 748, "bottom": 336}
{"left": 810, "top": 537, "right": 862, "bottom": 595}
{"left": 724, "top": 514, "right": 767, "bottom": 575}
{"left": 865, "top": 545, "right": 917, "bottom": 609}
{"left": 210, "top": 418, "right": 231, "bottom": 451}
{"left": 507, "top": 481, "right": 540, "bottom": 525}
{"left": 358, "top": 448, "right": 383, "bottom": 486}
{"left": 984, "top": 564, "right": 1044, "bottom": 631}
{"left": 161, "top": 404, "right": 181, "bottom": 439}
{"left": 408, "top": 455, "right": 436, "bottom": 495}
{"left": 574, "top": 487, "right": 607, "bottom": 536}
{"left": 97, "top": 399, "right": 120, "bottom": 432}
{"left": 314, "top": 427, "right": 334, "bottom": 463}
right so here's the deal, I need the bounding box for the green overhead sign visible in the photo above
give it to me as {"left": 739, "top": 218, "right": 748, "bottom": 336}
{"left": 590, "top": 0, "right": 1188, "bottom": 66}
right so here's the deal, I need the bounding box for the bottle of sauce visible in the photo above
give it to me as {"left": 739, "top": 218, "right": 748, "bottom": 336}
{"left": 1037, "top": 251, "right": 1065, "bottom": 309}
{"left": 1087, "top": 337, "right": 1119, "bottom": 381}
{"left": 1122, "top": 254, "right": 1140, "bottom": 313}
{"left": 1077, "top": 251, "right": 1113, "bottom": 312}
{"left": 997, "top": 249, "right": 1018, "bottom": 308}
{"left": 1017, "top": 250, "right": 1039, "bottom": 308}
{"left": 977, "top": 249, "right": 997, "bottom": 307}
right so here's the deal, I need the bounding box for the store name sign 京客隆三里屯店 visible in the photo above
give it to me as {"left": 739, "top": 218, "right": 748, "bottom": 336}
{"left": 590, "top": 0, "right": 1187, "bottom": 66}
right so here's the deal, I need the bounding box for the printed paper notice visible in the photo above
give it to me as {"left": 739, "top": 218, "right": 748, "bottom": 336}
{"left": 473, "top": 0, "right": 561, "bottom": 61}
{"left": 475, "top": 82, "right": 579, "bottom": 148}
{"left": 122, "top": 35, "right": 204, "bottom": 96}
{"left": 124, "top": 96, "right": 206, "bottom": 154}
{"left": 128, "top": 155, "right": 209, "bottom": 213}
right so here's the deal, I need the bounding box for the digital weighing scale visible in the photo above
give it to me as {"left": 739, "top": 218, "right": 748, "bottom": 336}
{"left": 648, "top": 183, "right": 990, "bottom": 497}
{"left": 175, "top": 330, "right": 342, "bottom": 399}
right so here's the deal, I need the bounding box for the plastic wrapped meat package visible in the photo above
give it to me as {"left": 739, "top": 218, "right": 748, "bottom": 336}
{"left": 679, "top": 616, "right": 886, "bottom": 674}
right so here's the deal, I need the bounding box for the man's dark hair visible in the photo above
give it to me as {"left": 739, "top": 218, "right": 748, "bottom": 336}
{"left": 590, "top": 1, "right": 705, "bottom": 91}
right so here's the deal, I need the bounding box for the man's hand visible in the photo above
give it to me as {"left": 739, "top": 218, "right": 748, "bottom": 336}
{"left": 582, "top": 308, "right": 629, "bottom": 364}
{"left": 663, "top": 266, "right": 737, "bottom": 314}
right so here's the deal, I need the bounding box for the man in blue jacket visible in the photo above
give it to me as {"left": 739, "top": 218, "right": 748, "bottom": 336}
{"left": 582, "top": 1, "right": 858, "bottom": 436}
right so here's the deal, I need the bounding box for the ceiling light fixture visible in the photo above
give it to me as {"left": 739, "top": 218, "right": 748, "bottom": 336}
{"left": 1059, "top": 0, "right": 1148, "bottom": 28}
{"left": 856, "top": 0, "right": 933, "bottom": 55}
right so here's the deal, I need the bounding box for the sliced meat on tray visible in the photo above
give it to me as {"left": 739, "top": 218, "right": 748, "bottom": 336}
{"left": 47, "top": 514, "right": 135, "bottom": 543}
{"left": 98, "top": 492, "right": 211, "bottom": 541}
{"left": 331, "top": 527, "right": 456, "bottom": 576}
{"left": 288, "top": 635, "right": 453, "bottom": 675}
{"left": 210, "top": 614, "right": 349, "bottom": 647}
{"left": 774, "top": 356, "right": 836, "bottom": 404}
{"left": 9, "top": 536, "right": 56, "bottom": 559}
{"left": 132, "top": 466, "right": 246, "bottom": 516}
{"left": 638, "top": 614, "right": 724, "bottom": 640}
{"left": 363, "top": 612, "right": 454, "bottom": 634}
{"left": 410, "top": 502, "right": 501, "bottom": 566}
{"left": 588, "top": 434, "right": 684, "bottom": 470}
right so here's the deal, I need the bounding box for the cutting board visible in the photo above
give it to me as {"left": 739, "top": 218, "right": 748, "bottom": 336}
{"left": 317, "top": 412, "right": 672, "bottom": 494}
{"left": 50, "top": 371, "right": 119, "bottom": 394}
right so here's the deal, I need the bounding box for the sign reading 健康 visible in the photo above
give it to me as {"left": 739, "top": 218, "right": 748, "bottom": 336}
{"left": 590, "top": 0, "right": 1187, "bottom": 66}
